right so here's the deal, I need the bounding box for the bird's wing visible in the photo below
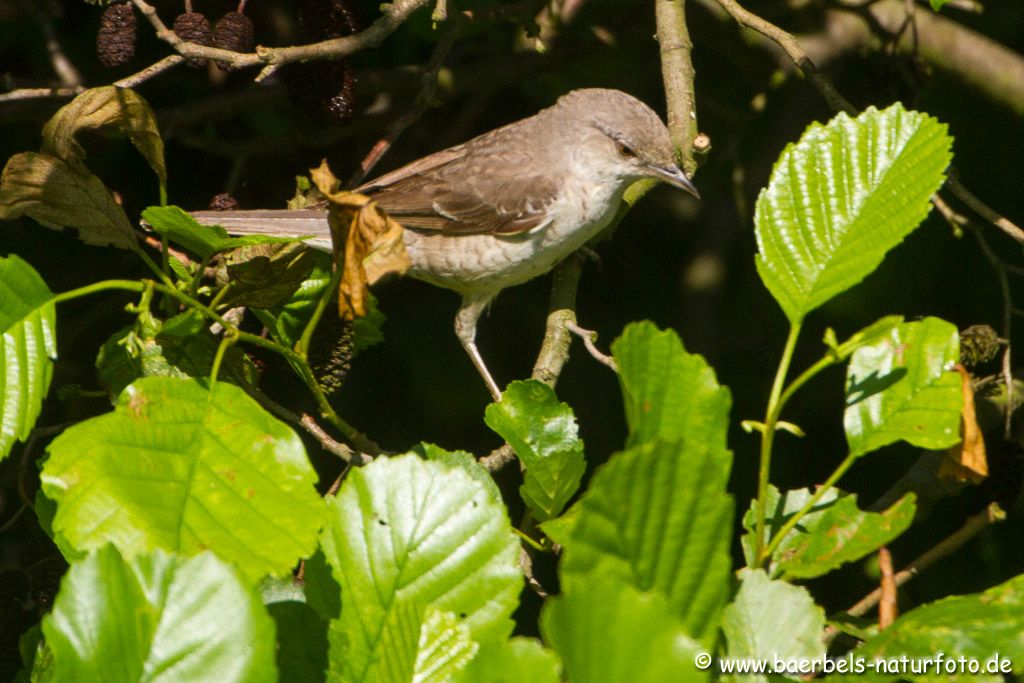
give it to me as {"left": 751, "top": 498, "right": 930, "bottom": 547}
{"left": 356, "top": 139, "right": 561, "bottom": 236}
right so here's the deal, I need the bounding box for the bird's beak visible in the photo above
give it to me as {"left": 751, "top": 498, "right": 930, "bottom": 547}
{"left": 648, "top": 164, "right": 700, "bottom": 199}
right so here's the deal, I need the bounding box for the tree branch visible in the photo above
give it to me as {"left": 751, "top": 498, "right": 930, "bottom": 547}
{"left": 656, "top": 0, "right": 701, "bottom": 172}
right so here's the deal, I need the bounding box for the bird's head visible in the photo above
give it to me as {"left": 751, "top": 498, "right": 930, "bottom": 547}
{"left": 559, "top": 88, "right": 700, "bottom": 199}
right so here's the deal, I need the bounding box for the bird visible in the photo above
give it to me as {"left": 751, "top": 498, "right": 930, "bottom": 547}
{"left": 191, "top": 88, "right": 700, "bottom": 401}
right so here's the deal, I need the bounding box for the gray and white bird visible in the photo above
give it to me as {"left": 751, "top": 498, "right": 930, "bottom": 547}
{"left": 192, "top": 88, "right": 699, "bottom": 400}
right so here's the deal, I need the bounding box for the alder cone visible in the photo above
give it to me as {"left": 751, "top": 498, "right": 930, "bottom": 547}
{"left": 285, "top": 60, "right": 357, "bottom": 122}
{"left": 172, "top": 12, "right": 213, "bottom": 69}
{"left": 96, "top": 2, "right": 137, "bottom": 68}
{"left": 287, "top": 0, "right": 360, "bottom": 121}
{"left": 212, "top": 11, "right": 255, "bottom": 70}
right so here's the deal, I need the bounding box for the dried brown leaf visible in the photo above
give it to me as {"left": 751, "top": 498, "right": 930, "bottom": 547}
{"left": 939, "top": 364, "right": 989, "bottom": 483}
{"left": 310, "top": 161, "right": 410, "bottom": 320}
{"left": 0, "top": 152, "right": 137, "bottom": 251}
{"left": 41, "top": 86, "right": 166, "bottom": 188}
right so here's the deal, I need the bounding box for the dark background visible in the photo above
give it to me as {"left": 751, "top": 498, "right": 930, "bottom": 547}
{"left": 2, "top": 0, "right": 1023, "bottom": 675}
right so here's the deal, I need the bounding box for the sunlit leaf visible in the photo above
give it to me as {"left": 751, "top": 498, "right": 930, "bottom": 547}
{"left": 41, "top": 86, "right": 166, "bottom": 189}
{"left": 755, "top": 104, "right": 953, "bottom": 323}
{"left": 550, "top": 439, "right": 733, "bottom": 643}
{"left": 829, "top": 572, "right": 1024, "bottom": 682}
{"left": 142, "top": 206, "right": 299, "bottom": 262}
{"left": 742, "top": 486, "right": 916, "bottom": 579}
{"left": 0, "top": 152, "right": 136, "bottom": 250}
{"left": 43, "top": 546, "right": 276, "bottom": 683}
{"left": 612, "top": 321, "right": 731, "bottom": 452}
{"left": 320, "top": 454, "right": 520, "bottom": 682}
{"left": 41, "top": 377, "right": 326, "bottom": 583}
{"left": 721, "top": 569, "right": 826, "bottom": 683}
{"left": 845, "top": 317, "right": 962, "bottom": 457}
{"left": 541, "top": 576, "right": 706, "bottom": 683}
{"left": 0, "top": 255, "right": 56, "bottom": 461}
{"left": 485, "top": 381, "right": 585, "bottom": 520}
{"left": 453, "top": 637, "right": 560, "bottom": 683}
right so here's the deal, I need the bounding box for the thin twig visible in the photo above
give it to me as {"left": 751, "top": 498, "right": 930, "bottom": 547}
{"left": 877, "top": 547, "right": 897, "bottom": 629}
{"left": 250, "top": 387, "right": 373, "bottom": 465}
{"left": 131, "top": 0, "right": 432, "bottom": 70}
{"left": 655, "top": 0, "right": 701, "bottom": 171}
{"left": 824, "top": 503, "right": 1004, "bottom": 645}
{"left": 713, "top": 0, "right": 1024, "bottom": 243}
{"left": 346, "top": 26, "right": 458, "bottom": 187}
{"left": 566, "top": 321, "right": 618, "bottom": 371}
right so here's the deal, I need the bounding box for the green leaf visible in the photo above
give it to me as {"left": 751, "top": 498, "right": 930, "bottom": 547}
{"left": 142, "top": 206, "right": 298, "bottom": 262}
{"left": 612, "top": 321, "right": 731, "bottom": 451}
{"left": 754, "top": 104, "right": 953, "bottom": 324}
{"left": 253, "top": 257, "right": 386, "bottom": 356}
{"left": 721, "top": 569, "right": 826, "bottom": 683}
{"left": 541, "top": 576, "right": 706, "bottom": 683}
{"left": 417, "top": 442, "right": 502, "bottom": 503}
{"left": 43, "top": 546, "right": 276, "bottom": 683}
{"left": 453, "top": 637, "right": 561, "bottom": 683}
{"left": 845, "top": 317, "right": 962, "bottom": 457}
{"left": 268, "top": 601, "right": 328, "bottom": 683}
{"left": 40, "top": 377, "right": 326, "bottom": 583}
{"left": 217, "top": 242, "right": 318, "bottom": 308}
{"left": 929, "top": 0, "right": 950, "bottom": 10}
{"left": 485, "top": 381, "right": 585, "bottom": 521}
{"left": 0, "top": 255, "right": 56, "bottom": 461}
{"left": 41, "top": 86, "right": 166, "bottom": 189}
{"left": 320, "top": 453, "right": 521, "bottom": 683}
{"left": 829, "top": 572, "right": 1024, "bottom": 682}
{"left": 95, "top": 316, "right": 257, "bottom": 398}
{"left": 742, "top": 486, "right": 916, "bottom": 579}
{"left": 550, "top": 439, "right": 733, "bottom": 642}
{"left": 0, "top": 152, "right": 137, "bottom": 250}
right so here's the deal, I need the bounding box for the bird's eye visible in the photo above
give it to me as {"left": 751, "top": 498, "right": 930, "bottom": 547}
{"left": 616, "top": 142, "right": 637, "bottom": 159}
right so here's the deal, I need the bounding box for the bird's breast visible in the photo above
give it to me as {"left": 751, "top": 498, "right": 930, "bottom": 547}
{"left": 402, "top": 180, "right": 625, "bottom": 296}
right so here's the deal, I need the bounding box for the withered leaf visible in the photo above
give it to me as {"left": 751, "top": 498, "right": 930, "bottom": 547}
{"left": 216, "top": 241, "right": 318, "bottom": 308}
{"left": 42, "top": 86, "right": 166, "bottom": 188}
{"left": 310, "top": 161, "right": 410, "bottom": 320}
{"left": 939, "top": 364, "right": 989, "bottom": 483}
{"left": 0, "top": 152, "right": 137, "bottom": 251}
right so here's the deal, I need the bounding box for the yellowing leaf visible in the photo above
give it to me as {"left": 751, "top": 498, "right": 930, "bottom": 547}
{"left": 939, "top": 364, "right": 989, "bottom": 483}
{"left": 41, "top": 86, "right": 166, "bottom": 188}
{"left": 310, "top": 161, "right": 410, "bottom": 320}
{"left": 0, "top": 152, "right": 137, "bottom": 251}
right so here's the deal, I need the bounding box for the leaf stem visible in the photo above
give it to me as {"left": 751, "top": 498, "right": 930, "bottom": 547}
{"left": 52, "top": 278, "right": 382, "bottom": 455}
{"left": 753, "top": 320, "right": 802, "bottom": 566}
{"left": 297, "top": 263, "right": 344, "bottom": 357}
{"left": 208, "top": 329, "right": 238, "bottom": 390}
{"left": 759, "top": 450, "right": 859, "bottom": 564}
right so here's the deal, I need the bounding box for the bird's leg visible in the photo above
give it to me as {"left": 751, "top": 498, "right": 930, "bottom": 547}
{"left": 455, "top": 294, "right": 502, "bottom": 402}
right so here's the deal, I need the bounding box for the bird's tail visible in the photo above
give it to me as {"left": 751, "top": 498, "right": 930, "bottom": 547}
{"left": 190, "top": 209, "right": 333, "bottom": 251}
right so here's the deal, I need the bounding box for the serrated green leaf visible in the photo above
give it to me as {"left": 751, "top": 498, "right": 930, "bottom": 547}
{"left": 485, "top": 381, "right": 585, "bottom": 520}
{"left": 828, "top": 573, "right": 1024, "bottom": 683}
{"left": 417, "top": 442, "right": 502, "bottom": 503}
{"left": 40, "top": 376, "right": 326, "bottom": 583}
{"left": 142, "top": 206, "right": 300, "bottom": 262}
{"left": 414, "top": 609, "right": 479, "bottom": 683}
{"left": 253, "top": 257, "right": 386, "bottom": 356}
{"left": 722, "top": 570, "right": 825, "bottom": 683}
{"left": 320, "top": 454, "right": 520, "bottom": 683}
{"left": 0, "top": 255, "right": 56, "bottom": 461}
{"left": 541, "top": 576, "right": 706, "bottom": 683}
{"left": 0, "top": 152, "right": 137, "bottom": 250}
{"left": 43, "top": 546, "right": 276, "bottom": 683}
{"left": 845, "top": 317, "right": 962, "bottom": 456}
{"left": 612, "top": 321, "right": 731, "bottom": 452}
{"left": 95, "top": 317, "right": 257, "bottom": 399}
{"left": 755, "top": 104, "right": 953, "bottom": 323}
{"left": 742, "top": 486, "right": 916, "bottom": 579}
{"left": 41, "top": 86, "right": 166, "bottom": 189}
{"left": 551, "top": 439, "right": 733, "bottom": 643}
{"left": 453, "top": 637, "right": 561, "bottom": 683}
